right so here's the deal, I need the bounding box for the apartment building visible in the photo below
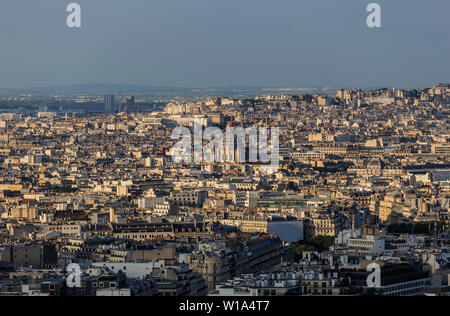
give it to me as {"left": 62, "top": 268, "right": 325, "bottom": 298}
{"left": 348, "top": 235, "right": 386, "bottom": 255}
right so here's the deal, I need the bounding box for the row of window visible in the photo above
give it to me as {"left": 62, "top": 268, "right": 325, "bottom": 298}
{"left": 385, "top": 281, "right": 426, "bottom": 293}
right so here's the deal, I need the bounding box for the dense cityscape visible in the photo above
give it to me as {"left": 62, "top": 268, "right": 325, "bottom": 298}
{"left": 0, "top": 84, "right": 448, "bottom": 296}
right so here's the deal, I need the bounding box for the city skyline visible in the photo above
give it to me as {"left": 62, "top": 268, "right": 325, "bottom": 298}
{"left": 0, "top": 84, "right": 448, "bottom": 297}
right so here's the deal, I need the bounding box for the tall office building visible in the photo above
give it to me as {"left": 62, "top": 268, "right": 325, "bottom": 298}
{"left": 127, "top": 96, "right": 135, "bottom": 106}
{"left": 105, "top": 94, "right": 115, "bottom": 112}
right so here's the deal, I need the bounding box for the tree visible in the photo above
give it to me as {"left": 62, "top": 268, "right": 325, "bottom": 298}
{"left": 290, "top": 236, "right": 335, "bottom": 259}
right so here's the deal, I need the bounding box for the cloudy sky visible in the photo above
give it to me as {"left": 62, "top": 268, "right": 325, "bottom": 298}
{"left": 0, "top": 0, "right": 449, "bottom": 88}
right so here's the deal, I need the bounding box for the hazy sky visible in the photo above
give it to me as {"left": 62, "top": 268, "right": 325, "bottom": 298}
{"left": 0, "top": 0, "right": 449, "bottom": 89}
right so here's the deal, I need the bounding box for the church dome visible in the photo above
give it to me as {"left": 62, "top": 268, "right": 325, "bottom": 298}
{"left": 366, "top": 158, "right": 385, "bottom": 169}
